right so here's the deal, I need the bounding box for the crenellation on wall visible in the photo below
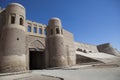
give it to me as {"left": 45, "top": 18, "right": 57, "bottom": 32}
{"left": 26, "top": 20, "right": 46, "bottom": 37}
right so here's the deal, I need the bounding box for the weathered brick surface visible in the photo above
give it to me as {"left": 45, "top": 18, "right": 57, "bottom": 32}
{"left": 46, "top": 18, "right": 68, "bottom": 67}
{"left": 0, "top": 3, "right": 27, "bottom": 72}
{"left": 74, "top": 42, "right": 99, "bottom": 53}
{"left": 1, "top": 3, "right": 118, "bottom": 73}
{"left": 47, "top": 36, "right": 67, "bottom": 67}
{"left": 63, "top": 29, "right": 76, "bottom": 65}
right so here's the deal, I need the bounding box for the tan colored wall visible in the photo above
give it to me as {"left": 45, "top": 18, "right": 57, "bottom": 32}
{"left": 0, "top": 3, "right": 27, "bottom": 73}
{"left": 47, "top": 36, "right": 68, "bottom": 67}
{"left": 1, "top": 3, "right": 112, "bottom": 73}
{"left": 25, "top": 20, "right": 46, "bottom": 69}
{"left": 46, "top": 18, "right": 68, "bottom": 67}
{"left": 26, "top": 35, "right": 46, "bottom": 69}
{"left": 25, "top": 20, "right": 46, "bottom": 50}
{"left": 63, "top": 29, "right": 76, "bottom": 65}
{"left": 0, "top": 10, "right": 6, "bottom": 38}
{"left": 26, "top": 20, "right": 46, "bottom": 37}
{"left": 97, "top": 43, "right": 120, "bottom": 56}
{"left": 74, "top": 42, "right": 98, "bottom": 53}
{"left": 26, "top": 35, "right": 45, "bottom": 49}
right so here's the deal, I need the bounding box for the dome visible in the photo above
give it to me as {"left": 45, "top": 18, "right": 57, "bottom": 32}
{"left": 48, "top": 17, "right": 62, "bottom": 26}
{"left": 50, "top": 17, "right": 61, "bottom": 21}
{"left": 8, "top": 3, "right": 25, "bottom": 9}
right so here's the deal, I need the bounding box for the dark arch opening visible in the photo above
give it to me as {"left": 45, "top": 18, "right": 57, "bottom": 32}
{"left": 11, "top": 15, "right": 15, "bottom": 24}
{"left": 56, "top": 28, "right": 60, "bottom": 34}
{"left": 29, "top": 40, "right": 45, "bottom": 70}
{"left": 29, "top": 49, "right": 45, "bottom": 70}
{"left": 20, "top": 17, "right": 24, "bottom": 25}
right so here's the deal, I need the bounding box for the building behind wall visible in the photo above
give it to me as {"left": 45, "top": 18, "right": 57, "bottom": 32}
{"left": 0, "top": 3, "right": 119, "bottom": 73}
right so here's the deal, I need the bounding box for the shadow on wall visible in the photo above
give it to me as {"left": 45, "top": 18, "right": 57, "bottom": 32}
{"left": 97, "top": 43, "right": 120, "bottom": 56}
{"left": 77, "top": 48, "right": 92, "bottom": 53}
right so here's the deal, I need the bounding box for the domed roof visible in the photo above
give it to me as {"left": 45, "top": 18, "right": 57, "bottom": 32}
{"left": 50, "top": 17, "right": 61, "bottom": 21}
{"left": 48, "top": 17, "right": 62, "bottom": 27}
{"left": 8, "top": 3, "right": 24, "bottom": 9}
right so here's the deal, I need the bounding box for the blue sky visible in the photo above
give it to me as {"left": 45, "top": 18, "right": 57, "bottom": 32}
{"left": 0, "top": 0, "right": 120, "bottom": 50}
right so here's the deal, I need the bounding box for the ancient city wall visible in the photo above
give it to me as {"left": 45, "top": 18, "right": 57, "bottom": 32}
{"left": 26, "top": 20, "right": 46, "bottom": 49}
{"left": 0, "top": 3, "right": 27, "bottom": 72}
{"left": 25, "top": 20, "right": 46, "bottom": 69}
{"left": 26, "top": 20, "right": 46, "bottom": 37}
{"left": 26, "top": 35, "right": 45, "bottom": 49}
{"left": 74, "top": 42, "right": 99, "bottom": 53}
{"left": 63, "top": 29, "right": 76, "bottom": 65}
{"left": 97, "top": 43, "right": 120, "bottom": 56}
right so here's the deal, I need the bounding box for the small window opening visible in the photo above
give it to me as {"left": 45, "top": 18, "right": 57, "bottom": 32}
{"left": 56, "top": 28, "right": 60, "bottom": 34}
{"left": 33, "top": 27, "right": 37, "bottom": 33}
{"left": 28, "top": 25, "right": 31, "bottom": 32}
{"left": 11, "top": 15, "right": 15, "bottom": 24}
{"left": 39, "top": 28, "right": 42, "bottom": 34}
{"left": 20, "top": 17, "right": 24, "bottom": 25}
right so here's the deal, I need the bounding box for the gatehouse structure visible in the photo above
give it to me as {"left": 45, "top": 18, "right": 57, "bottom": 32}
{"left": 0, "top": 3, "right": 120, "bottom": 73}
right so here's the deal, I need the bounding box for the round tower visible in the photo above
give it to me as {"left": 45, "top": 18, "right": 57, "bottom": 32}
{"left": 0, "top": 3, "right": 26, "bottom": 72}
{"left": 46, "top": 17, "right": 68, "bottom": 67}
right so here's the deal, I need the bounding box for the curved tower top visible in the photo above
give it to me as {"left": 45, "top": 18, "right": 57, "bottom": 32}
{"left": 47, "top": 17, "right": 63, "bottom": 36}
{"left": 46, "top": 17, "right": 67, "bottom": 67}
{"left": 8, "top": 3, "right": 25, "bottom": 9}
{"left": 5, "top": 2, "right": 26, "bottom": 31}
{"left": 48, "top": 17, "right": 62, "bottom": 27}
{"left": 0, "top": 3, "right": 26, "bottom": 72}
{"left": 6, "top": 2, "right": 25, "bottom": 14}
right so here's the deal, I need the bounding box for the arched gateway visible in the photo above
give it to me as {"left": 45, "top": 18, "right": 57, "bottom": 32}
{"left": 28, "top": 40, "right": 45, "bottom": 70}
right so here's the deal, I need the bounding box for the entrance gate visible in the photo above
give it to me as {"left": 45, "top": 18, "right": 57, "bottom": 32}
{"left": 29, "top": 49, "right": 45, "bottom": 70}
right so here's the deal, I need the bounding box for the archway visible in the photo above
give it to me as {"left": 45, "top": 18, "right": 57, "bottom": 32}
{"left": 29, "top": 40, "right": 45, "bottom": 70}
